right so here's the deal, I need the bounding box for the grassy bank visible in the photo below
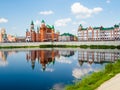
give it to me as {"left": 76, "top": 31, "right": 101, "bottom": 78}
{"left": 39, "top": 44, "right": 120, "bottom": 49}
{"left": 0, "top": 44, "right": 120, "bottom": 49}
{"left": 65, "top": 59, "right": 120, "bottom": 90}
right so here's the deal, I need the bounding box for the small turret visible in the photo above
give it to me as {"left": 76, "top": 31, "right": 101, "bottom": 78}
{"left": 78, "top": 24, "right": 83, "bottom": 31}
{"left": 31, "top": 20, "right": 34, "bottom": 25}
{"left": 41, "top": 19, "right": 45, "bottom": 27}
{"left": 30, "top": 20, "right": 34, "bottom": 31}
{"left": 41, "top": 20, "right": 45, "bottom": 24}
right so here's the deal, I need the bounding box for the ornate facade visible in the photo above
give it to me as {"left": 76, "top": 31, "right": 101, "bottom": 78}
{"left": 78, "top": 24, "right": 120, "bottom": 41}
{"left": 26, "top": 20, "right": 59, "bottom": 42}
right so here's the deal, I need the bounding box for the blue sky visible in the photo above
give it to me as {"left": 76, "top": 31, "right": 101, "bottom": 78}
{"left": 0, "top": 0, "right": 120, "bottom": 36}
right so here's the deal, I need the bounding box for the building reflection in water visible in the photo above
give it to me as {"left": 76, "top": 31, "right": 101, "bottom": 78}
{"left": 0, "top": 51, "right": 8, "bottom": 66}
{"left": 0, "top": 51, "right": 17, "bottom": 67}
{"left": 78, "top": 50, "right": 120, "bottom": 65}
{"left": 26, "top": 50, "right": 75, "bottom": 71}
{"left": 26, "top": 50, "right": 59, "bottom": 71}
{"left": 72, "top": 50, "right": 120, "bottom": 80}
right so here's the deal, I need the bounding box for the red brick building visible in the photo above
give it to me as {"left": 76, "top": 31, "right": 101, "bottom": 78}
{"left": 26, "top": 20, "right": 59, "bottom": 42}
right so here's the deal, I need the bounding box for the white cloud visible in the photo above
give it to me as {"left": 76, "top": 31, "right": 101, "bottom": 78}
{"left": 0, "top": 18, "right": 8, "bottom": 23}
{"left": 72, "top": 62, "right": 103, "bottom": 79}
{"left": 55, "top": 18, "right": 72, "bottom": 27}
{"left": 106, "top": 0, "right": 110, "bottom": 3}
{"left": 55, "top": 56, "right": 72, "bottom": 64}
{"left": 34, "top": 20, "right": 41, "bottom": 26}
{"left": 71, "top": 2, "right": 103, "bottom": 19}
{"left": 52, "top": 83, "right": 65, "bottom": 90}
{"left": 39, "top": 10, "right": 54, "bottom": 15}
{"left": 0, "top": 60, "right": 8, "bottom": 67}
{"left": 41, "top": 68, "right": 54, "bottom": 72}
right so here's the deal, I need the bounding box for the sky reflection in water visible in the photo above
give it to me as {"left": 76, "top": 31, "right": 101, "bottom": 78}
{"left": 0, "top": 49, "right": 119, "bottom": 90}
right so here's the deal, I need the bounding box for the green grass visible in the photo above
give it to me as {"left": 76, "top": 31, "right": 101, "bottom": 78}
{"left": 65, "top": 60, "right": 120, "bottom": 90}
{"left": 39, "top": 44, "right": 120, "bottom": 49}
{"left": 39, "top": 45, "right": 78, "bottom": 48}
{"left": 0, "top": 44, "right": 120, "bottom": 49}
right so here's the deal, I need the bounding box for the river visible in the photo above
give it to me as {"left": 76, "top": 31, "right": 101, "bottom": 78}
{"left": 0, "top": 48, "right": 119, "bottom": 90}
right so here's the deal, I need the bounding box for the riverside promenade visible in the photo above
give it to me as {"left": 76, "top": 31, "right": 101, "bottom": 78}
{"left": 0, "top": 41, "right": 120, "bottom": 47}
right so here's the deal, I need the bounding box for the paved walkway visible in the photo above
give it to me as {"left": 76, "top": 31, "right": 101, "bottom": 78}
{"left": 97, "top": 73, "right": 120, "bottom": 90}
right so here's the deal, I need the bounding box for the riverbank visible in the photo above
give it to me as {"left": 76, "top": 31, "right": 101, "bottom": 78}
{"left": 65, "top": 60, "right": 120, "bottom": 90}
{"left": 0, "top": 41, "right": 120, "bottom": 49}
{"left": 0, "top": 41, "right": 120, "bottom": 47}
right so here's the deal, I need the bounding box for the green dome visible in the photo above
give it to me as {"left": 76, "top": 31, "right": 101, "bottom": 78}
{"left": 41, "top": 20, "right": 45, "bottom": 23}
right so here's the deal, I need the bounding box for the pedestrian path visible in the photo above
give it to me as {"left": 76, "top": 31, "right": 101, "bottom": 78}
{"left": 97, "top": 73, "right": 120, "bottom": 90}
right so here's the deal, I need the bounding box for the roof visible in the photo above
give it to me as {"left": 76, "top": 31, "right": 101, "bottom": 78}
{"left": 51, "top": 25, "right": 55, "bottom": 30}
{"left": 114, "top": 24, "right": 119, "bottom": 28}
{"left": 79, "top": 26, "right": 117, "bottom": 31}
{"left": 100, "top": 27, "right": 114, "bottom": 30}
{"left": 46, "top": 25, "right": 55, "bottom": 30}
{"left": 46, "top": 24, "right": 52, "bottom": 29}
{"left": 60, "top": 33, "right": 74, "bottom": 36}
{"left": 93, "top": 27, "right": 100, "bottom": 29}
{"left": 81, "top": 28, "right": 87, "bottom": 30}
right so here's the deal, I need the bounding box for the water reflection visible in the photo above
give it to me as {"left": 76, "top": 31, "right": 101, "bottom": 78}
{"left": 0, "top": 49, "right": 119, "bottom": 90}
{"left": 72, "top": 50, "right": 120, "bottom": 80}
{"left": 0, "top": 51, "right": 17, "bottom": 67}
{"left": 26, "top": 50, "right": 75, "bottom": 71}
{"left": 78, "top": 50, "right": 120, "bottom": 65}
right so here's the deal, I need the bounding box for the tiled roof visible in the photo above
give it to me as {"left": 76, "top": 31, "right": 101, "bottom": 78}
{"left": 46, "top": 24, "right": 51, "bottom": 28}
{"left": 100, "top": 27, "right": 114, "bottom": 30}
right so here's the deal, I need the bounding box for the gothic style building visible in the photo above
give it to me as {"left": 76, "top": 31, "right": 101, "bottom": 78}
{"left": 26, "top": 20, "right": 59, "bottom": 42}
{"left": 78, "top": 24, "right": 120, "bottom": 41}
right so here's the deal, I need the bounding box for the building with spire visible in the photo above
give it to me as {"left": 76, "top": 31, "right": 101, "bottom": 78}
{"left": 78, "top": 24, "right": 120, "bottom": 41}
{"left": 26, "top": 20, "right": 59, "bottom": 42}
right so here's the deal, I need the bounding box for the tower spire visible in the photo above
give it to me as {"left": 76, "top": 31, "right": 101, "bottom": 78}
{"left": 31, "top": 20, "right": 34, "bottom": 25}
